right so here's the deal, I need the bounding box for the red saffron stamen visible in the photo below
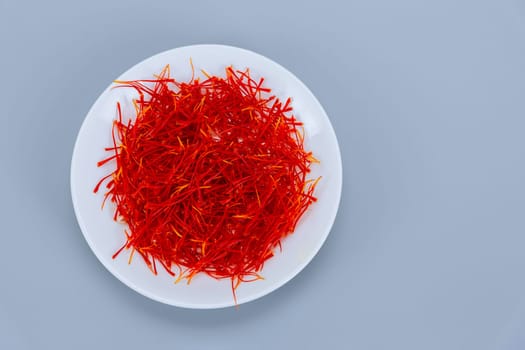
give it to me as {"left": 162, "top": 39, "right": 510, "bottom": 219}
{"left": 94, "top": 64, "right": 320, "bottom": 302}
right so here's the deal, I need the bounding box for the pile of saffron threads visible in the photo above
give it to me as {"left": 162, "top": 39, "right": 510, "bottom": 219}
{"left": 94, "top": 65, "right": 319, "bottom": 300}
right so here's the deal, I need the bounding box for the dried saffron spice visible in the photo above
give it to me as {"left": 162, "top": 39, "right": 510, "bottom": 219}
{"left": 94, "top": 65, "right": 319, "bottom": 300}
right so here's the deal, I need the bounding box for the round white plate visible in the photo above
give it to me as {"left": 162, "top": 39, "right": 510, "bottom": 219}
{"left": 71, "top": 44, "right": 342, "bottom": 309}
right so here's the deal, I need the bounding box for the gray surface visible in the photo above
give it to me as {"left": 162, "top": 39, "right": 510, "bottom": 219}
{"left": 2, "top": 0, "right": 525, "bottom": 349}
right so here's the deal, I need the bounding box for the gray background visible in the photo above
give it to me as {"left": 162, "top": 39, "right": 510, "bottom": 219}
{"left": 2, "top": 0, "right": 525, "bottom": 349}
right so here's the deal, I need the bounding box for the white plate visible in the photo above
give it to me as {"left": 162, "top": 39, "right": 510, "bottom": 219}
{"left": 71, "top": 44, "right": 342, "bottom": 309}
